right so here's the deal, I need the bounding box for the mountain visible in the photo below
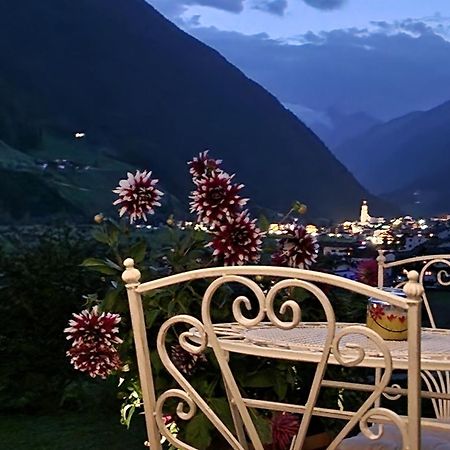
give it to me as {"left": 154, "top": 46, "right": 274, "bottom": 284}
{"left": 309, "top": 109, "right": 381, "bottom": 149}
{"left": 382, "top": 164, "right": 450, "bottom": 217}
{"left": 0, "top": 136, "right": 124, "bottom": 223}
{"left": 191, "top": 25, "right": 450, "bottom": 122}
{"left": 334, "top": 99, "right": 450, "bottom": 213}
{"left": 0, "top": 0, "right": 395, "bottom": 222}
{"left": 284, "top": 104, "right": 381, "bottom": 149}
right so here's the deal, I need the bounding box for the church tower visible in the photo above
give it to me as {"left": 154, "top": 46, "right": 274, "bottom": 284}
{"left": 360, "top": 200, "right": 370, "bottom": 225}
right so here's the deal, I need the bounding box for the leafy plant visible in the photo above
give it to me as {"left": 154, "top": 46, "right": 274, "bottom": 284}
{"left": 0, "top": 226, "right": 102, "bottom": 412}
{"left": 62, "top": 152, "right": 366, "bottom": 449}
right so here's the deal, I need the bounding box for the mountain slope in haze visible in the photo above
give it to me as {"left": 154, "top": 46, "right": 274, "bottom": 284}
{"left": 310, "top": 109, "right": 381, "bottom": 149}
{"left": 334, "top": 100, "right": 450, "bottom": 207}
{"left": 0, "top": 0, "right": 396, "bottom": 221}
{"left": 383, "top": 164, "right": 450, "bottom": 217}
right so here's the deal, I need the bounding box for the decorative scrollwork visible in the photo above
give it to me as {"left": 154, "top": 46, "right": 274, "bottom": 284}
{"left": 418, "top": 259, "right": 450, "bottom": 327}
{"left": 421, "top": 370, "right": 450, "bottom": 420}
{"left": 359, "top": 407, "right": 408, "bottom": 445}
{"left": 156, "top": 314, "right": 244, "bottom": 450}
{"left": 437, "top": 269, "right": 450, "bottom": 287}
{"left": 332, "top": 326, "right": 392, "bottom": 369}
{"left": 202, "top": 275, "right": 266, "bottom": 329}
{"left": 420, "top": 259, "right": 450, "bottom": 288}
{"left": 155, "top": 389, "right": 197, "bottom": 450}
{"left": 329, "top": 326, "right": 394, "bottom": 449}
{"left": 201, "top": 276, "right": 266, "bottom": 449}
{"left": 265, "top": 279, "right": 335, "bottom": 330}
{"left": 383, "top": 384, "right": 402, "bottom": 401}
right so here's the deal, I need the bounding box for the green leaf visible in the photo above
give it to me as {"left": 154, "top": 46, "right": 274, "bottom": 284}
{"left": 144, "top": 308, "right": 160, "bottom": 329}
{"left": 150, "top": 351, "right": 164, "bottom": 375}
{"left": 103, "top": 288, "right": 124, "bottom": 311}
{"left": 250, "top": 410, "right": 272, "bottom": 444}
{"left": 240, "top": 369, "right": 277, "bottom": 388}
{"left": 273, "top": 374, "right": 288, "bottom": 400}
{"left": 258, "top": 214, "right": 270, "bottom": 232}
{"left": 80, "top": 258, "right": 118, "bottom": 275}
{"left": 167, "top": 299, "right": 177, "bottom": 316}
{"left": 121, "top": 403, "right": 136, "bottom": 429}
{"left": 92, "top": 229, "right": 111, "bottom": 244}
{"left": 291, "top": 287, "right": 310, "bottom": 302}
{"left": 129, "top": 240, "right": 147, "bottom": 263}
{"left": 185, "top": 413, "right": 212, "bottom": 449}
{"left": 209, "top": 397, "right": 234, "bottom": 430}
{"left": 107, "top": 227, "right": 120, "bottom": 247}
{"left": 104, "top": 258, "right": 122, "bottom": 271}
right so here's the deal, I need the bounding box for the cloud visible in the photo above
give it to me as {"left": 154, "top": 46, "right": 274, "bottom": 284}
{"left": 193, "top": 0, "right": 244, "bottom": 12}
{"left": 251, "top": 0, "right": 288, "bottom": 16}
{"left": 191, "top": 21, "right": 450, "bottom": 120}
{"left": 303, "top": 0, "right": 346, "bottom": 10}
{"left": 149, "top": 0, "right": 349, "bottom": 19}
{"left": 147, "top": 0, "right": 244, "bottom": 15}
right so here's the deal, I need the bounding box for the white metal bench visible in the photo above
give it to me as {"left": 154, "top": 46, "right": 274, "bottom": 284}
{"left": 122, "top": 259, "right": 428, "bottom": 449}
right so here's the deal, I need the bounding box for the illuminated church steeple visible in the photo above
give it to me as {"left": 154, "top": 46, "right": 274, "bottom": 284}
{"left": 360, "top": 200, "right": 370, "bottom": 225}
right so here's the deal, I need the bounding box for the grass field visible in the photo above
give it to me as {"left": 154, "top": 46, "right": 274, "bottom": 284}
{"left": 0, "top": 412, "right": 147, "bottom": 450}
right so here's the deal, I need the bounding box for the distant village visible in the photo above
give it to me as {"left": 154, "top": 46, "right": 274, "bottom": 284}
{"left": 175, "top": 200, "right": 450, "bottom": 283}
{"left": 297, "top": 200, "right": 450, "bottom": 282}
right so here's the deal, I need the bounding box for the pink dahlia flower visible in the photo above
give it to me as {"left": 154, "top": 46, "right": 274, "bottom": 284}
{"left": 209, "top": 211, "right": 263, "bottom": 265}
{"left": 67, "top": 341, "right": 121, "bottom": 379}
{"left": 357, "top": 259, "right": 378, "bottom": 287}
{"left": 190, "top": 171, "right": 247, "bottom": 226}
{"left": 65, "top": 307, "right": 123, "bottom": 378}
{"left": 113, "top": 170, "right": 163, "bottom": 223}
{"left": 170, "top": 344, "right": 207, "bottom": 376}
{"left": 272, "top": 224, "right": 319, "bottom": 269}
{"left": 188, "top": 150, "right": 222, "bottom": 180}
{"left": 64, "top": 306, "right": 122, "bottom": 347}
{"left": 271, "top": 412, "right": 300, "bottom": 450}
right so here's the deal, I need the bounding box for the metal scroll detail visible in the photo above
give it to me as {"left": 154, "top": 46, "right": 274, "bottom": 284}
{"left": 201, "top": 276, "right": 337, "bottom": 450}
{"left": 382, "top": 383, "right": 402, "bottom": 401}
{"left": 201, "top": 276, "right": 268, "bottom": 450}
{"left": 265, "top": 279, "right": 336, "bottom": 330}
{"left": 155, "top": 389, "right": 197, "bottom": 450}
{"left": 155, "top": 314, "right": 244, "bottom": 450}
{"left": 328, "top": 325, "right": 405, "bottom": 449}
{"left": 421, "top": 370, "right": 450, "bottom": 420}
{"left": 419, "top": 259, "right": 450, "bottom": 328}
{"left": 359, "top": 407, "right": 408, "bottom": 444}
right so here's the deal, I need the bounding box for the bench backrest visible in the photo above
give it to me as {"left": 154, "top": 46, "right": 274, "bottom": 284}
{"left": 122, "top": 259, "right": 423, "bottom": 450}
{"left": 377, "top": 251, "right": 450, "bottom": 328}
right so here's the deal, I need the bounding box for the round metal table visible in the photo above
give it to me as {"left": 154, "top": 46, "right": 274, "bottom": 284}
{"left": 191, "top": 322, "right": 450, "bottom": 371}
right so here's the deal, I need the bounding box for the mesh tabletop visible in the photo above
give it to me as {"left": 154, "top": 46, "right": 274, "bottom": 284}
{"left": 242, "top": 323, "right": 450, "bottom": 362}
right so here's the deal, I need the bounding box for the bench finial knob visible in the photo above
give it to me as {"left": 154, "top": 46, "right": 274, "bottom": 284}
{"left": 122, "top": 258, "right": 141, "bottom": 284}
{"left": 403, "top": 270, "right": 424, "bottom": 300}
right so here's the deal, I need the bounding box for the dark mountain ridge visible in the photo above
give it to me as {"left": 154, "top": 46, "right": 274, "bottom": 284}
{"left": 0, "top": 0, "right": 395, "bottom": 221}
{"left": 334, "top": 100, "right": 450, "bottom": 195}
{"left": 334, "top": 99, "right": 450, "bottom": 215}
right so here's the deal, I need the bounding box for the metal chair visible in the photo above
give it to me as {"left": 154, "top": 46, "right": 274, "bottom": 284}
{"left": 122, "top": 259, "right": 424, "bottom": 449}
{"left": 377, "top": 251, "right": 450, "bottom": 421}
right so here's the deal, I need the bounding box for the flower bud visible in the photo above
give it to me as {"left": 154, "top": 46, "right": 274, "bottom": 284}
{"left": 94, "top": 213, "right": 104, "bottom": 224}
